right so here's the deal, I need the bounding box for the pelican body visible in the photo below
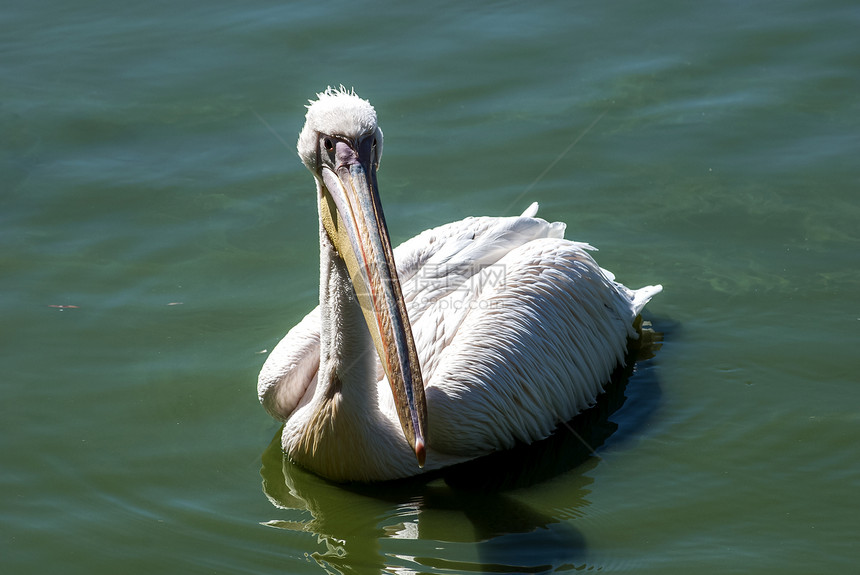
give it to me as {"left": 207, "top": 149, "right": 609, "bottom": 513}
{"left": 258, "top": 87, "right": 662, "bottom": 482}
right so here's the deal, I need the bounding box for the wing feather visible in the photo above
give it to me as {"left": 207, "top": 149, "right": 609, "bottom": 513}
{"left": 416, "top": 238, "right": 658, "bottom": 456}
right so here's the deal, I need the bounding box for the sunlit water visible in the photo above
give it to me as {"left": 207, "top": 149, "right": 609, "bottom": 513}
{"left": 3, "top": 1, "right": 859, "bottom": 573}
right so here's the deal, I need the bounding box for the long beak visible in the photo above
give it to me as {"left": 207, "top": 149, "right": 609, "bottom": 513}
{"left": 318, "top": 144, "right": 427, "bottom": 467}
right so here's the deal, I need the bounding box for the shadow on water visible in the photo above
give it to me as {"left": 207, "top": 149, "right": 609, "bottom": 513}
{"left": 259, "top": 319, "right": 667, "bottom": 574}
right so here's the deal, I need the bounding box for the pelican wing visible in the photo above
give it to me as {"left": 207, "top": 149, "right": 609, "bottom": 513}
{"left": 258, "top": 307, "right": 320, "bottom": 421}
{"left": 412, "top": 237, "right": 657, "bottom": 457}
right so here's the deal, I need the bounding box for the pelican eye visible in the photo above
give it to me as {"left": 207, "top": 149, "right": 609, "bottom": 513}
{"left": 323, "top": 137, "right": 334, "bottom": 152}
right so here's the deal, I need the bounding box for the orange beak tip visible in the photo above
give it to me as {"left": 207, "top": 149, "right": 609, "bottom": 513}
{"left": 415, "top": 438, "right": 426, "bottom": 468}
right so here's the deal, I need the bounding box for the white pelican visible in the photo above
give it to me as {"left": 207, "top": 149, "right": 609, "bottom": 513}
{"left": 258, "top": 87, "right": 662, "bottom": 482}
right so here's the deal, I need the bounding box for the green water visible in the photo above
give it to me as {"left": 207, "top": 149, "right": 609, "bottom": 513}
{"left": 3, "top": 1, "right": 859, "bottom": 573}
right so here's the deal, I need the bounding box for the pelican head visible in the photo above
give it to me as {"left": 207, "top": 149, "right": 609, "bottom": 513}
{"left": 296, "top": 87, "right": 427, "bottom": 467}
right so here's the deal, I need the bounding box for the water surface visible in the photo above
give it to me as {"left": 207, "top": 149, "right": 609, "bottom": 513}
{"left": 2, "top": 1, "right": 859, "bottom": 573}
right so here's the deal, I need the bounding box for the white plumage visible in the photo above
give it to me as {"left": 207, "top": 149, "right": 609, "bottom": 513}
{"left": 258, "top": 88, "right": 661, "bottom": 482}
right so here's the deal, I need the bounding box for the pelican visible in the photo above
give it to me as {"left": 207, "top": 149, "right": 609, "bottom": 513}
{"left": 258, "top": 87, "right": 662, "bottom": 482}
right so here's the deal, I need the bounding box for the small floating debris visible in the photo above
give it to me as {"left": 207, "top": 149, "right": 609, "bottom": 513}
{"left": 48, "top": 305, "right": 79, "bottom": 309}
{"left": 167, "top": 302, "right": 184, "bottom": 306}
